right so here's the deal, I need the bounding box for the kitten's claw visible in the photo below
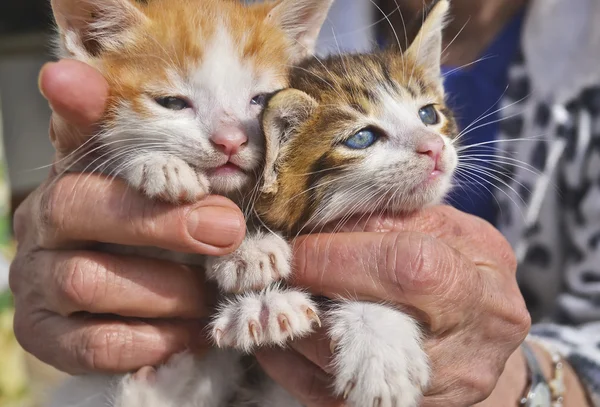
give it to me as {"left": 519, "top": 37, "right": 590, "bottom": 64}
{"left": 127, "top": 155, "right": 209, "bottom": 203}
{"left": 249, "top": 321, "right": 261, "bottom": 344}
{"left": 373, "top": 397, "right": 382, "bottom": 407}
{"left": 206, "top": 233, "right": 292, "bottom": 293}
{"left": 330, "top": 339, "right": 338, "bottom": 355}
{"left": 210, "top": 289, "right": 318, "bottom": 351}
{"left": 306, "top": 307, "right": 321, "bottom": 327}
{"left": 214, "top": 329, "right": 224, "bottom": 348}
{"left": 343, "top": 381, "right": 355, "bottom": 400}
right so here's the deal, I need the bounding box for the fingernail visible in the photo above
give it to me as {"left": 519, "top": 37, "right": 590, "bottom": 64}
{"left": 187, "top": 206, "right": 242, "bottom": 248}
{"left": 38, "top": 62, "right": 57, "bottom": 100}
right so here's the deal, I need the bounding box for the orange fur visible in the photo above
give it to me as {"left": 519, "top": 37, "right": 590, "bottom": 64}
{"left": 70, "top": 0, "right": 294, "bottom": 121}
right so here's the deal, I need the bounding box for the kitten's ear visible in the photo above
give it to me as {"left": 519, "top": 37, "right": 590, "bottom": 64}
{"left": 404, "top": 0, "right": 450, "bottom": 79}
{"left": 260, "top": 89, "right": 318, "bottom": 194}
{"left": 268, "top": 0, "right": 334, "bottom": 62}
{"left": 52, "top": 0, "right": 146, "bottom": 59}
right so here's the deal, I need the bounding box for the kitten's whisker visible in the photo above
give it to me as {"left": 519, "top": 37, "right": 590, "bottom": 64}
{"left": 455, "top": 166, "right": 527, "bottom": 211}
{"left": 452, "top": 91, "right": 529, "bottom": 144}
{"left": 368, "top": 0, "right": 402, "bottom": 56}
{"left": 459, "top": 156, "right": 541, "bottom": 175}
{"left": 458, "top": 162, "right": 533, "bottom": 194}
{"left": 456, "top": 136, "right": 544, "bottom": 152}
{"left": 441, "top": 55, "right": 495, "bottom": 78}
{"left": 440, "top": 17, "right": 470, "bottom": 60}
{"left": 454, "top": 111, "right": 528, "bottom": 144}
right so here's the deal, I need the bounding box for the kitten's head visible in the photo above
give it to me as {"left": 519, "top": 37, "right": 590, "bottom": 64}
{"left": 258, "top": 0, "right": 458, "bottom": 234}
{"left": 51, "top": 0, "right": 333, "bottom": 199}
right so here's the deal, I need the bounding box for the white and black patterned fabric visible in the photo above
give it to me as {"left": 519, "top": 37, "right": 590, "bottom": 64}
{"left": 495, "top": 30, "right": 600, "bottom": 406}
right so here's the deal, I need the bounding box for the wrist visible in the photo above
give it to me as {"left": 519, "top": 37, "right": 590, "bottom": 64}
{"left": 527, "top": 341, "right": 592, "bottom": 407}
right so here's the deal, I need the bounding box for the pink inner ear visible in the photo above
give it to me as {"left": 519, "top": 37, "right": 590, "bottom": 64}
{"left": 52, "top": 0, "right": 145, "bottom": 57}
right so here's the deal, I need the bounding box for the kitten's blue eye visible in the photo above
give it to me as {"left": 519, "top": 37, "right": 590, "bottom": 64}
{"left": 418, "top": 105, "right": 439, "bottom": 125}
{"left": 251, "top": 94, "right": 267, "bottom": 107}
{"left": 344, "top": 129, "right": 380, "bottom": 149}
{"left": 155, "top": 96, "right": 190, "bottom": 111}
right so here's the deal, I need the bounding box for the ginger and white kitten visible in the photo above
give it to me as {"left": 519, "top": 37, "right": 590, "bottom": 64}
{"left": 212, "top": 1, "right": 458, "bottom": 406}
{"left": 47, "top": 0, "right": 332, "bottom": 406}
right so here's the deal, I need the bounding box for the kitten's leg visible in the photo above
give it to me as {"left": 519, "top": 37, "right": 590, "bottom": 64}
{"left": 48, "top": 350, "right": 243, "bottom": 407}
{"left": 211, "top": 287, "right": 320, "bottom": 351}
{"left": 125, "top": 153, "right": 210, "bottom": 203}
{"left": 205, "top": 232, "right": 292, "bottom": 293}
{"left": 328, "top": 301, "right": 429, "bottom": 407}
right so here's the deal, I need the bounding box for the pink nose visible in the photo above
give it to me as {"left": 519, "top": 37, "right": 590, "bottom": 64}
{"left": 210, "top": 126, "right": 248, "bottom": 156}
{"left": 416, "top": 134, "right": 444, "bottom": 160}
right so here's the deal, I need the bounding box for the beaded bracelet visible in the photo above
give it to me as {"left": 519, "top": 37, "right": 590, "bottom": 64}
{"left": 526, "top": 338, "right": 566, "bottom": 406}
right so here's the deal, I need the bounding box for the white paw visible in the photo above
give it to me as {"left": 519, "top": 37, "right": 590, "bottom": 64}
{"left": 126, "top": 155, "right": 209, "bottom": 203}
{"left": 211, "top": 288, "right": 320, "bottom": 352}
{"left": 328, "top": 302, "right": 429, "bottom": 407}
{"left": 206, "top": 233, "right": 292, "bottom": 293}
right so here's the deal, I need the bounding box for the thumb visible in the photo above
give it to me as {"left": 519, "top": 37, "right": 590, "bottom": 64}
{"left": 39, "top": 60, "right": 109, "bottom": 158}
{"left": 292, "top": 231, "right": 481, "bottom": 333}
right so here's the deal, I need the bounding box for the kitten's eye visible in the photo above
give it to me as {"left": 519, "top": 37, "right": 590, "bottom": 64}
{"left": 418, "top": 105, "right": 439, "bottom": 125}
{"left": 250, "top": 94, "right": 267, "bottom": 107}
{"left": 344, "top": 129, "right": 380, "bottom": 149}
{"left": 155, "top": 96, "right": 191, "bottom": 111}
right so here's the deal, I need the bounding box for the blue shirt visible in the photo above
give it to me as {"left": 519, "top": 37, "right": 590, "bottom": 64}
{"left": 442, "top": 11, "right": 525, "bottom": 224}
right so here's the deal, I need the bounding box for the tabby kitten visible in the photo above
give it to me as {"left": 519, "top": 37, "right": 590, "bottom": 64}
{"left": 47, "top": 0, "right": 332, "bottom": 406}
{"left": 212, "top": 1, "right": 458, "bottom": 406}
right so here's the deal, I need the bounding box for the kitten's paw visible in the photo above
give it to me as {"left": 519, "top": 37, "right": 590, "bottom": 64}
{"left": 127, "top": 155, "right": 209, "bottom": 203}
{"left": 206, "top": 233, "right": 292, "bottom": 293}
{"left": 211, "top": 289, "right": 320, "bottom": 351}
{"left": 328, "top": 302, "right": 429, "bottom": 407}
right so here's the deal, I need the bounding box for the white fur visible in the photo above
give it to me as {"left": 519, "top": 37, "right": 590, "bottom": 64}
{"left": 211, "top": 287, "right": 320, "bottom": 352}
{"left": 47, "top": 0, "right": 336, "bottom": 404}
{"left": 328, "top": 302, "right": 429, "bottom": 407}
{"left": 49, "top": 351, "right": 243, "bottom": 407}
{"left": 205, "top": 232, "right": 292, "bottom": 293}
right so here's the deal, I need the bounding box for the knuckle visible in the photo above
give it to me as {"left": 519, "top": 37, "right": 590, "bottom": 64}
{"left": 12, "top": 307, "right": 33, "bottom": 353}
{"left": 57, "top": 255, "right": 103, "bottom": 311}
{"left": 462, "top": 367, "right": 498, "bottom": 403}
{"left": 389, "top": 232, "right": 445, "bottom": 293}
{"left": 75, "top": 324, "right": 134, "bottom": 371}
{"left": 37, "top": 183, "right": 64, "bottom": 244}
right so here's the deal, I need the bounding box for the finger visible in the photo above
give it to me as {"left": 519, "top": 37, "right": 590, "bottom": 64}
{"left": 27, "top": 250, "right": 211, "bottom": 318}
{"left": 290, "top": 329, "right": 335, "bottom": 374}
{"left": 293, "top": 231, "right": 482, "bottom": 330}
{"left": 39, "top": 60, "right": 108, "bottom": 150}
{"left": 323, "top": 205, "right": 515, "bottom": 271}
{"left": 255, "top": 348, "right": 344, "bottom": 407}
{"left": 13, "top": 307, "right": 206, "bottom": 375}
{"left": 36, "top": 173, "right": 245, "bottom": 255}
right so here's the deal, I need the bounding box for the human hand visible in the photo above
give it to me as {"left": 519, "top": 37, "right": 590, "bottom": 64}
{"left": 9, "top": 60, "right": 246, "bottom": 374}
{"left": 256, "top": 206, "right": 531, "bottom": 406}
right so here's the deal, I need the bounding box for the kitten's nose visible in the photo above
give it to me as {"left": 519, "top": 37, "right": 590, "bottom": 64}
{"left": 416, "top": 135, "right": 444, "bottom": 161}
{"left": 210, "top": 126, "right": 248, "bottom": 156}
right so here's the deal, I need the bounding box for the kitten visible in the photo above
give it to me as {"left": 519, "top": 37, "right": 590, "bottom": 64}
{"left": 212, "top": 0, "right": 458, "bottom": 406}
{"left": 47, "top": 0, "right": 332, "bottom": 406}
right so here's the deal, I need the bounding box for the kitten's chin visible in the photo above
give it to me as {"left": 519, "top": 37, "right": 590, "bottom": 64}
{"left": 208, "top": 171, "right": 254, "bottom": 195}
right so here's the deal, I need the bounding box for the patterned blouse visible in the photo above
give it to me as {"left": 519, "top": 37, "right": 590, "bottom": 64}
{"left": 496, "top": 0, "right": 600, "bottom": 404}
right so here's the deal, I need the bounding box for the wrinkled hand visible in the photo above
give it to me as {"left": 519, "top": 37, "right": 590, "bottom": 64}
{"left": 9, "top": 60, "right": 246, "bottom": 374}
{"left": 256, "top": 206, "right": 531, "bottom": 406}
